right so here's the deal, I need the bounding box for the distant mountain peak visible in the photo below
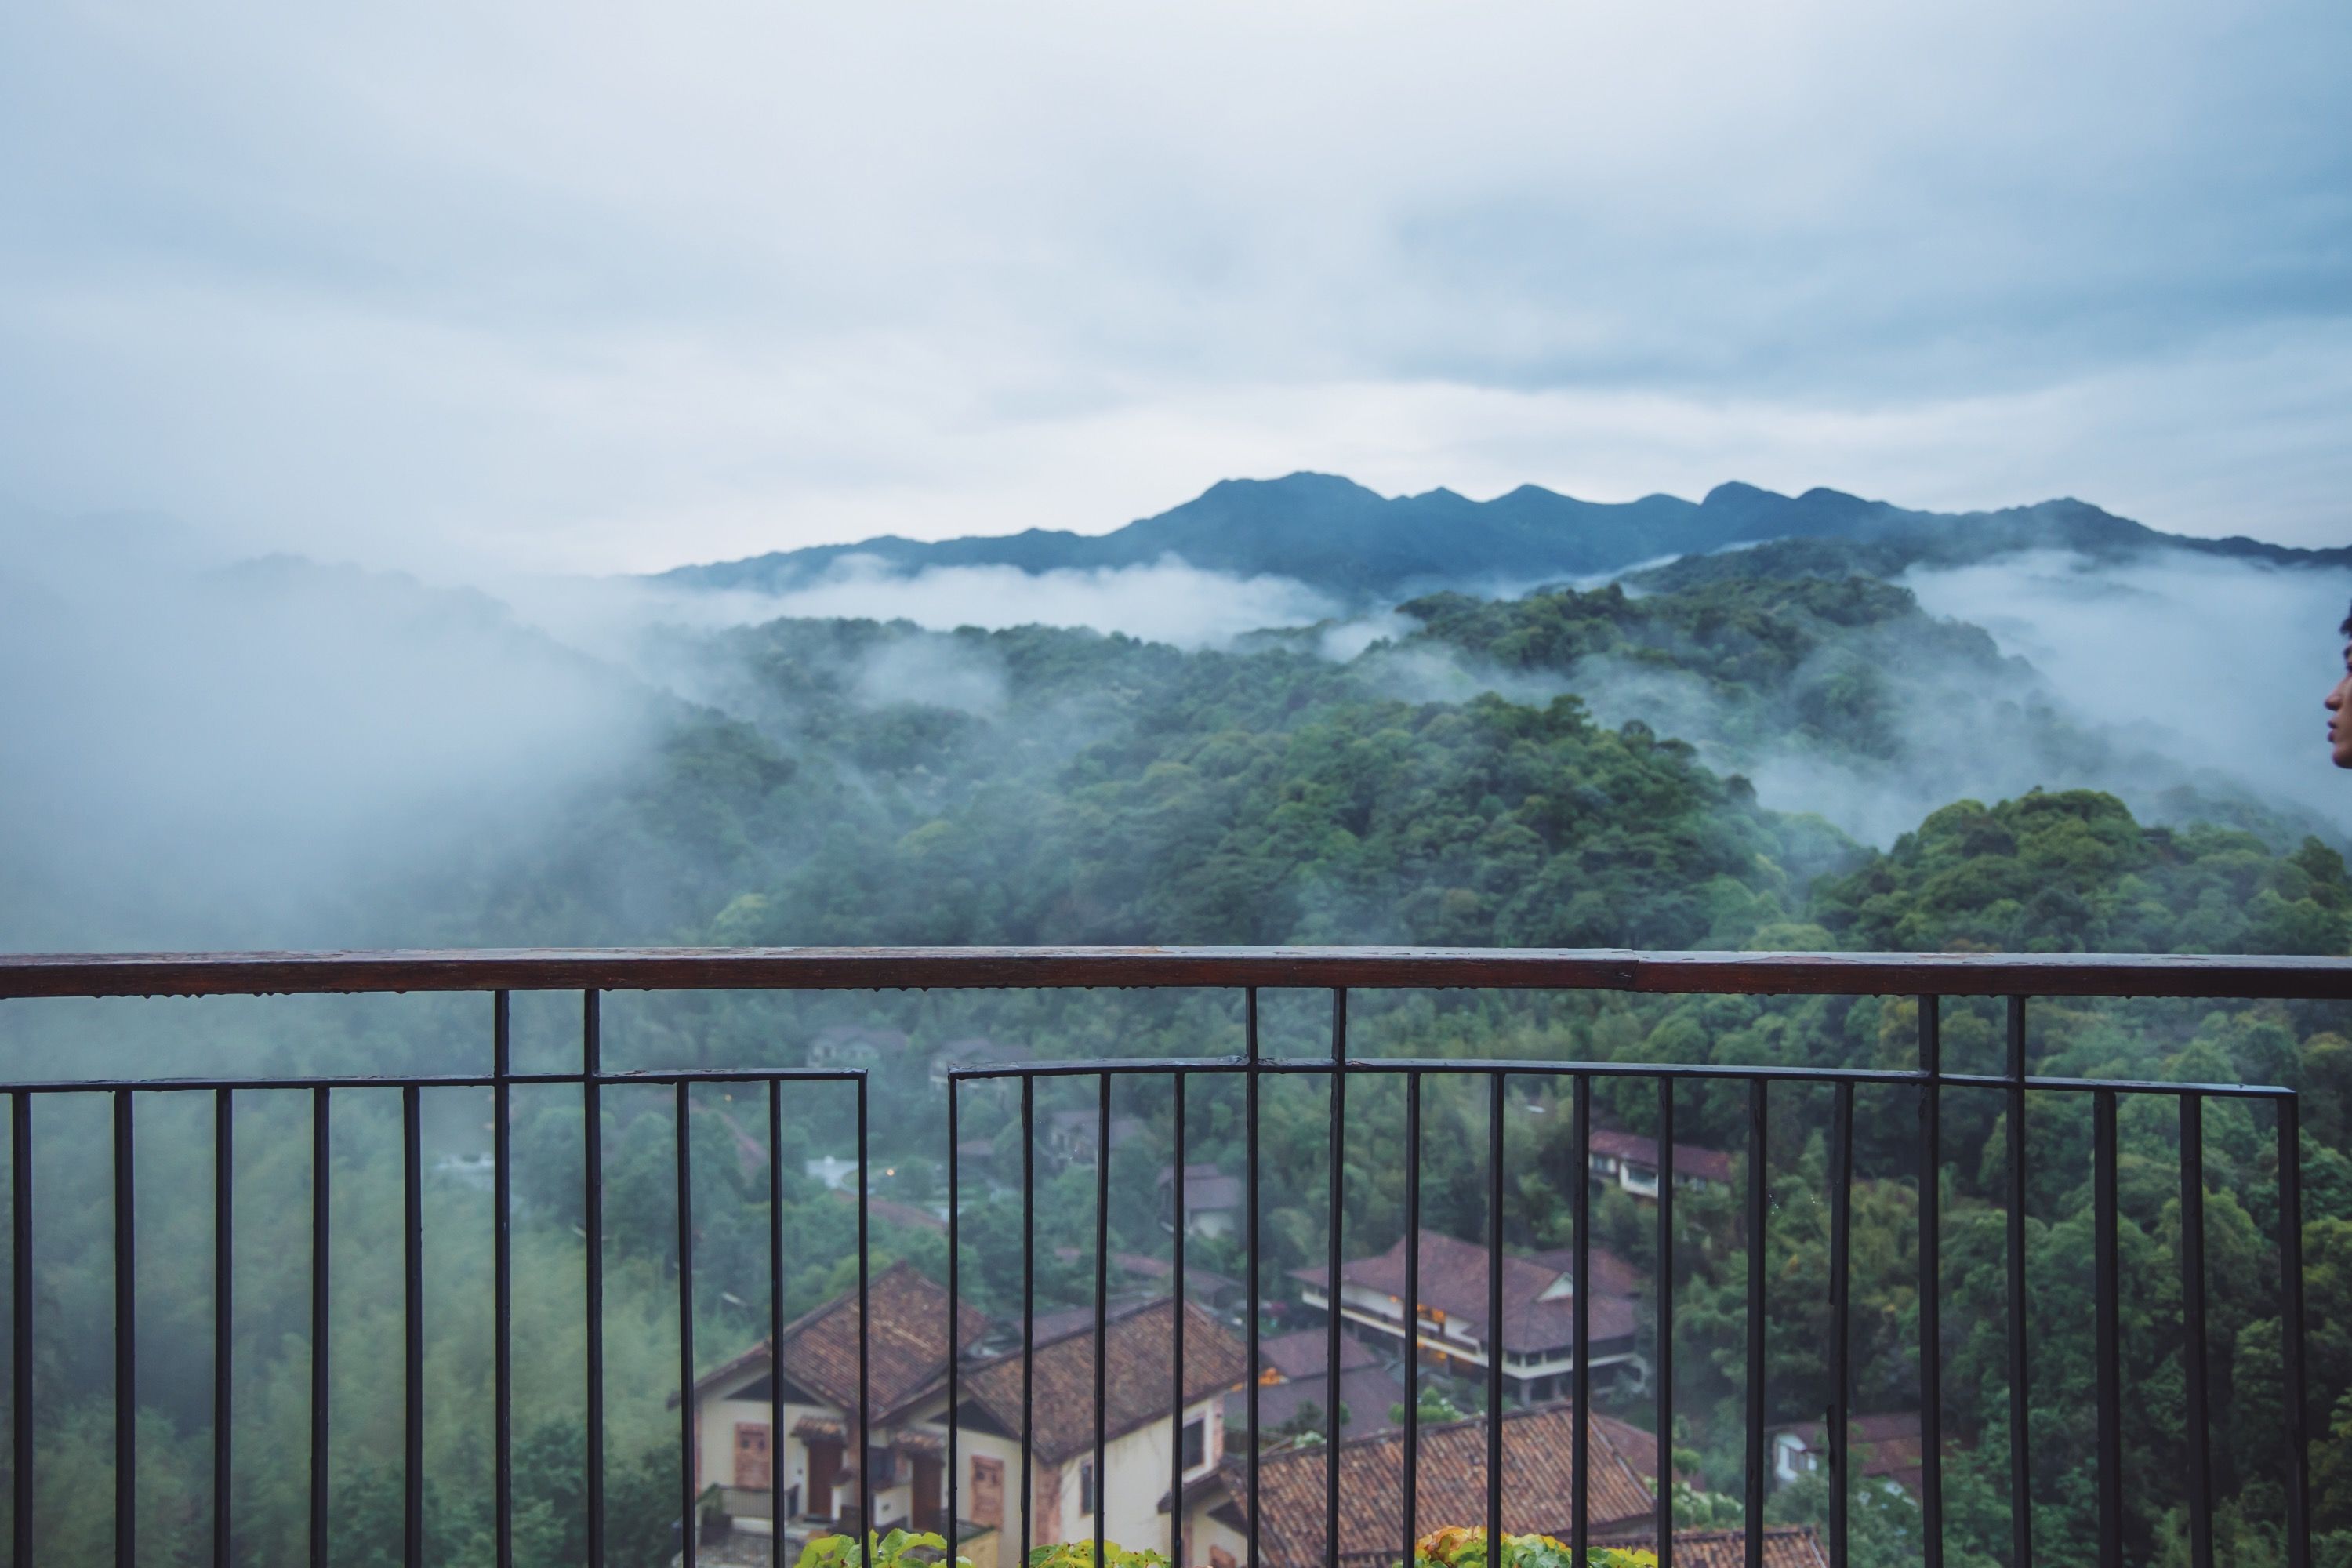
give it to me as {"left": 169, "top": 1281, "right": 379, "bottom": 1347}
{"left": 656, "top": 473, "right": 2347, "bottom": 604}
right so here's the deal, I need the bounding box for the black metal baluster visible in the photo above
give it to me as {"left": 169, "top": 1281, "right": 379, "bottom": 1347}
{"left": 13, "top": 1093, "right": 30, "bottom": 1568}
{"left": 585, "top": 992, "right": 605, "bottom": 1568}
{"left": 1093, "top": 1073, "right": 1109, "bottom": 1568}
{"left": 1327, "top": 991, "right": 1346, "bottom": 1568}
{"left": 1402, "top": 1069, "right": 1420, "bottom": 1568}
{"left": 2280, "top": 1094, "right": 2312, "bottom": 1568}
{"left": 495, "top": 993, "right": 514, "bottom": 1568}
{"left": 310, "top": 1087, "right": 328, "bottom": 1568}
{"left": 215, "top": 1088, "right": 233, "bottom": 1568}
{"left": 1486, "top": 1072, "right": 1502, "bottom": 1555}
{"left": 1655, "top": 1078, "right": 1675, "bottom": 1568}
{"left": 2181, "top": 1094, "right": 2212, "bottom": 1568}
{"left": 114, "top": 1091, "right": 133, "bottom": 1568}
{"left": 2005, "top": 996, "right": 2031, "bottom": 1568}
{"left": 1828, "top": 1080, "right": 1853, "bottom": 1568}
{"left": 1570, "top": 1074, "right": 1589, "bottom": 1559}
{"left": 678, "top": 1083, "right": 698, "bottom": 1568}
{"left": 2093, "top": 1090, "right": 2122, "bottom": 1568}
{"left": 1244, "top": 993, "right": 1261, "bottom": 1568}
{"left": 1020, "top": 1075, "right": 1035, "bottom": 1567}
{"left": 1170, "top": 1068, "right": 1186, "bottom": 1568}
{"left": 856, "top": 1073, "right": 872, "bottom": 1553}
{"left": 1918, "top": 997, "right": 1943, "bottom": 1568}
{"left": 403, "top": 1085, "right": 424, "bottom": 1568}
{"left": 1745, "top": 1080, "right": 1766, "bottom": 1568}
{"left": 769, "top": 1080, "right": 786, "bottom": 1568}
{"left": 947, "top": 1076, "right": 960, "bottom": 1562}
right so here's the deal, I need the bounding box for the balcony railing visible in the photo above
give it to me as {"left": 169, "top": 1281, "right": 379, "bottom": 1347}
{"left": 0, "top": 946, "right": 2343, "bottom": 1568}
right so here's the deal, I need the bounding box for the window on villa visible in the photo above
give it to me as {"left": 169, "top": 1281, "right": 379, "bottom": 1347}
{"left": 1080, "top": 1461, "right": 1095, "bottom": 1515}
{"left": 1181, "top": 1418, "right": 1206, "bottom": 1468}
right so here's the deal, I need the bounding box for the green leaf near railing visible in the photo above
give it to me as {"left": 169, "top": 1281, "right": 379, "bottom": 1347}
{"left": 1413, "top": 1526, "right": 1659, "bottom": 1568}
{"left": 1027, "top": 1543, "right": 1174, "bottom": 1568}
{"left": 797, "top": 1527, "right": 974, "bottom": 1568}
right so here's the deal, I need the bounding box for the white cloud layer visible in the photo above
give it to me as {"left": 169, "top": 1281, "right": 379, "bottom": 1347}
{"left": 549, "top": 557, "right": 1341, "bottom": 652}
{"left": 1, "top": 1, "right": 2347, "bottom": 571}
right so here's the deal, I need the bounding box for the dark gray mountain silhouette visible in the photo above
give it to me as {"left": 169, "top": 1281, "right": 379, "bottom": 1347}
{"left": 659, "top": 473, "right": 2350, "bottom": 602}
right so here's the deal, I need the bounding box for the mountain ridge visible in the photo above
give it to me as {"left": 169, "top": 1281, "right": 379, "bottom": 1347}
{"left": 657, "top": 473, "right": 2352, "bottom": 602}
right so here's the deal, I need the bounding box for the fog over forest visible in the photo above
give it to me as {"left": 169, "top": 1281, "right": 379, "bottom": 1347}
{"left": 6, "top": 495, "right": 2346, "bottom": 951}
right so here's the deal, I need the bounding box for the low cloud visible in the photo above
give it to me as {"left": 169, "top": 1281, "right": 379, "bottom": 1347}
{"left": 1903, "top": 548, "right": 2352, "bottom": 834}
{"left": 0, "top": 546, "right": 661, "bottom": 949}
{"left": 582, "top": 555, "right": 1345, "bottom": 652}
{"left": 1348, "top": 641, "right": 1579, "bottom": 712}
{"left": 851, "top": 635, "right": 1008, "bottom": 717}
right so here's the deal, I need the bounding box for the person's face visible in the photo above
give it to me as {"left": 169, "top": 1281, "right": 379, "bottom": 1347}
{"left": 2329, "top": 645, "right": 2352, "bottom": 768}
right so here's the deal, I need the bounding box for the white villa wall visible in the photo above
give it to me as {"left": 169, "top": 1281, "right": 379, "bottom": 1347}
{"left": 696, "top": 1371, "right": 1231, "bottom": 1552}
{"left": 1056, "top": 1393, "right": 1224, "bottom": 1555}
{"left": 1185, "top": 1491, "right": 1247, "bottom": 1568}
{"left": 696, "top": 1390, "right": 837, "bottom": 1525}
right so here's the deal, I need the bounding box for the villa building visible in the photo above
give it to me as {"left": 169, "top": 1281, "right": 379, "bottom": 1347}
{"left": 1587, "top": 1127, "right": 1733, "bottom": 1200}
{"left": 1292, "top": 1232, "right": 1646, "bottom": 1404}
{"left": 683, "top": 1263, "right": 1247, "bottom": 1561}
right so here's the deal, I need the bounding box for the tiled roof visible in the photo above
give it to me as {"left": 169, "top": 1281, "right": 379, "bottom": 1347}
{"left": 1588, "top": 1127, "right": 1735, "bottom": 1186}
{"left": 960, "top": 1295, "right": 1248, "bottom": 1465}
{"left": 1258, "top": 1327, "right": 1379, "bottom": 1380}
{"left": 1294, "top": 1232, "right": 1641, "bottom": 1354}
{"left": 1595, "top": 1526, "right": 1827, "bottom": 1568}
{"left": 684, "top": 1260, "right": 992, "bottom": 1418}
{"left": 1521, "top": 1247, "right": 1642, "bottom": 1298}
{"left": 1214, "top": 1402, "right": 1662, "bottom": 1566}
{"left": 1022, "top": 1294, "right": 1163, "bottom": 1348}
{"left": 1226, "top": 1365, "right": 1407, "bottom": 1444}
{"left": 786, "top": 1261, "right": 991, "bottom": 1417}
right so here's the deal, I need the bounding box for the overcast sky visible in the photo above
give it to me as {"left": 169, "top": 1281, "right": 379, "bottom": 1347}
{"left": 2, "top": 1, "right": 2346, "bottom": 575}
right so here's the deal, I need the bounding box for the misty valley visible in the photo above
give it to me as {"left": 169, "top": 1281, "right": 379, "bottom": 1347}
{"left": 3, "top": 477, "right": 2350, "bottom": 1567}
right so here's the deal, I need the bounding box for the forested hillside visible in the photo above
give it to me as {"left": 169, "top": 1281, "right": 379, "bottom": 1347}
{"left": 2, "top": 559, "right": 2347, "bottom": 1566}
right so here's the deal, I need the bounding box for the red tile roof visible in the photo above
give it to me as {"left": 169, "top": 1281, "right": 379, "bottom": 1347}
{"left": 1523, "top": 1247, "right": 1642, "bottom": 1298}
{"left": 1258, "top": 1327, "right": 1380, "bottom": 1380}
{"left": 959, "top": 1295, "right": 1248, "bottom": 1465}
{"left": 1228, "top": 1365, "right": 1409, "bottom": 1444}
{"left": 1588, "top": 1127, "right": 1734, "bottom": 1186}
{"left": 1214, "top": 1403, "right": 1663, "bottom": 1566}
{"left": 1594, "top": 1526, "right": 1827, "bottom": 1568}
{"left": 1294, "top": 1232, "right": 1641, "bottom": 1355}
{"left": 681, "top": 1260, "right": 990, "bottom": 1420}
